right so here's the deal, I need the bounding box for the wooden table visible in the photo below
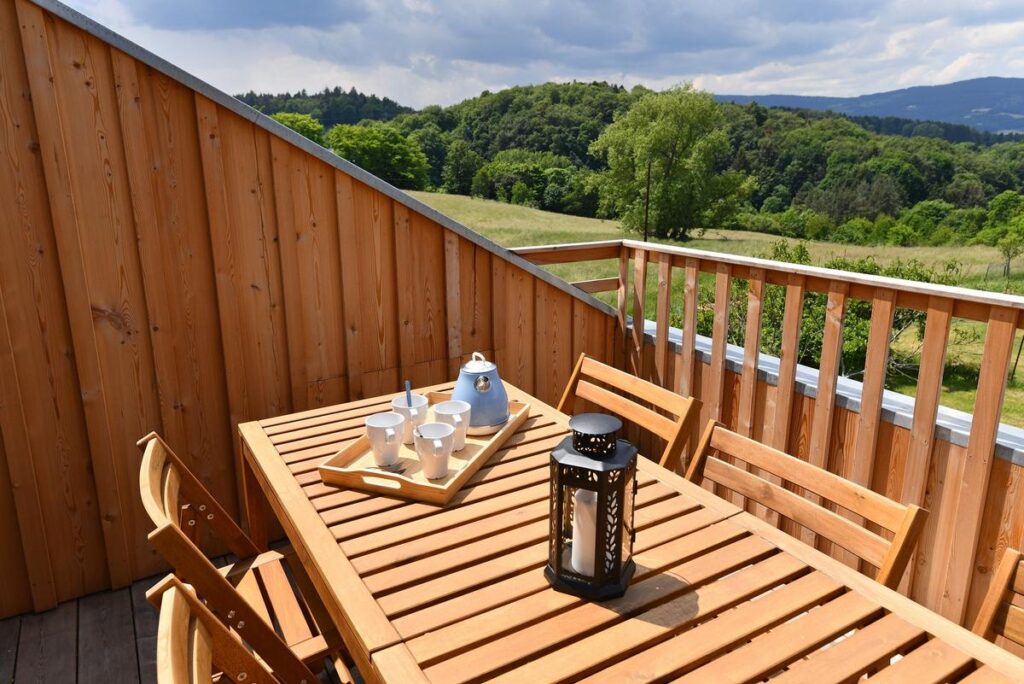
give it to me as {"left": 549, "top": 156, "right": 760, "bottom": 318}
{"left": 239, "top": 382, "right": 1024, "bottom": 683}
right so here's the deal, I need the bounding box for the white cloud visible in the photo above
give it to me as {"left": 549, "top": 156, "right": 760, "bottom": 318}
{"left": 61, "top": 0, "right": 1024, "bottom": 107}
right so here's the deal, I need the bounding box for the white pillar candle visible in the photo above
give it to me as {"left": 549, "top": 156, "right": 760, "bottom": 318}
{"left": 571, "top": 489, "right": 598, "bottom": 576}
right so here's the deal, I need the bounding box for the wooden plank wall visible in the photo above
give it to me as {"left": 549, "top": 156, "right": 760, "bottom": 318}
{"left": 0, "top": 0, "right": 617, "bottom": 617}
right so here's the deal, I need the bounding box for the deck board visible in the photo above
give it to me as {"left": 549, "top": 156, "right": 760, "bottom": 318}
{"left": 14, "top": 600, "right": 77, "bottom": 683}
{"left": 78, "top": 588, "right": 140, "bottom": 684}
{"left": 4, "top": 574, "right": 162, "bottom": 684}
{"left": 0, "top": 616, "right": 20, "bottom": 682}
{"left": 131, "top": 576, "right": 159, "bottom": 684}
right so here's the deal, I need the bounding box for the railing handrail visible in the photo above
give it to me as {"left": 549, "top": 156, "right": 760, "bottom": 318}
{"left": 622, "top": 239, "right": 1024, "bottom": 313}
{"left": 512, "top": 239, "right": 1024, "bottom": 317}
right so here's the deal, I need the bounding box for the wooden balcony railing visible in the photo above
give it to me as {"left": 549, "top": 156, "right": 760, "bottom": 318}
{"left": 513, "top": 238, "right": 1024, "bottom": 627}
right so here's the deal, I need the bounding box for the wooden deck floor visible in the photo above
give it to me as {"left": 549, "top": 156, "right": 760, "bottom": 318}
{"left": 0, "top": 572, "right": 161, "bottom": 684}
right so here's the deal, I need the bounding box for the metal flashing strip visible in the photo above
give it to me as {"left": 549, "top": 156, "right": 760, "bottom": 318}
{"left": 632, "top": 319, "right": 1024, "bottom": 466}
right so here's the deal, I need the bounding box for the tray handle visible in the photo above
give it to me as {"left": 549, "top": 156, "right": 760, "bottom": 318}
{"left": 360, "top": 474, "right": 404, "bottom": 490}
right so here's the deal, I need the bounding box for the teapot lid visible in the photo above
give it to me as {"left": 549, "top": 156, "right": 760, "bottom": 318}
{"left": 463, "top": 351, "right": 496, "bottom": 373}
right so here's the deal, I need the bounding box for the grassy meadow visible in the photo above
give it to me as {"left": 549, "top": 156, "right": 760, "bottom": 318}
{"left": 410, "top": 192, "right": 1024, "bottom": 427}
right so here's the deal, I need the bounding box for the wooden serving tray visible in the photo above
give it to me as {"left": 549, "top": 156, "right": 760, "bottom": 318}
{"left": 318, "top": 392, "right": 531, "bottom": 505}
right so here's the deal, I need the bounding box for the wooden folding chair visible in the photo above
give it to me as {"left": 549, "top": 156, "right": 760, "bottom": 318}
{"left": 138, "top": 432, "right": 350, "bottom": 682}
{"left": 150, "top": 575, "right": 350, "bottom": 683}
{"left": 973, "top": 547, "right": 1024, "bottom": 655}
{"left": 685, "top": 420, "right": 928, "bottom": 588}
{"left": 558, "top": 353, "right": 700, "bottom": 471}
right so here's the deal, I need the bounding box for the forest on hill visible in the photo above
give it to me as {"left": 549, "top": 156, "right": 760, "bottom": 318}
{"left": 249, "top": 81, "right": 1024, "bottom": 265}
{"left": 237, "top": 86, "right": 411, "bottom": 128}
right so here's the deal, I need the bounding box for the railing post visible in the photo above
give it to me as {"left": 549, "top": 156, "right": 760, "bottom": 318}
{"left": 630, "top": 248, "right": 648, "bottom": 379}
{"left": 805, "top": 282, "right": 848, "bottom": 552}
{"left": 654, "top": 253, "right": 673, "bottom": 388}
{"left": 936, "top": 306, "right": 1018, "bottom": 623}
{"left": 616, "top": 247, "right": 629, "bottom": 371}
{"left": 841, "top": 288, "right": 896, "bottom": 572}
{"left": 900, "top": 296, "right": 953, "bottom": 596}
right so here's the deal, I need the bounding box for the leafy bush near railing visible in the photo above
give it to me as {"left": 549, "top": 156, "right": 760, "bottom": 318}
{"left": 674, "top": 241, "right": 963, "bottom": 378}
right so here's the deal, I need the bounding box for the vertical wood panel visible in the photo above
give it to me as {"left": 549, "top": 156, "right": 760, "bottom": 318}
{"left": 444, "top": 230, "right": 462, "bottom": 376}
{"left": 18, "top": 1, "right": 162, "bottom": 586}
{"left": 616, "top": 249, "right": 629, "bottom": 371}
{"left": 654, "top": 253, "right": 672, "bottom": 387}
{"left": 772, "top": 275, "right": 806, "bottom": 454}
{"left": 708, "top": 263, "right": 731, "bottom": 422}
{"left": 111, "top": 53, "right": 236, "bottom": 530}
{"left": 805, "top": 283, "right": 848, "bottom": 549}
{"left": 491, "top": 255, "right": 508, "bottom": 375}
{"left": 410, "top": 215, "right": 447, "bottom": 366}
{"left": 901, "top": 298, "right": 953, "bottom": 507}
{"left": 737, "top": 269, "right": 765, "bottom": 437}
{"left": 393, "top": 203, "right": 416, "bottom": 382}
{"left": 630, "top": 249, "right": 647, "bottom": 378}
{"left": 535, "top": 282, "right": 573, "bottom": 407}
{"left": 459, "top": 241, "right": 493, "bottom": 361}
{"left": 901, "top": 297, "right": 953, "bottom": 595}
{"left": 270, "top": 139, "right": 346, "bottom": 409}
{"left": 0, "top": 0, "right": 93, "bottom": 609}
{"left": 937, "top": 307, "right": 1018, "bottom": 622}
{"left": 842, "top": 288, "right": 896, "bottom": 569}
{"left": 0, "top": 431, "right": 32, "bottom": 616}
{"left": 196, "top": 95, "right": 291, "bottom": 422}
{"left": 677, "top": 259, "right": 700, "bottom": 398}
{"left": 505, "top": 267, "right": 536, "bottom": 396}
{"left": 336, "top": 171, "right": 363, "bottom": 400}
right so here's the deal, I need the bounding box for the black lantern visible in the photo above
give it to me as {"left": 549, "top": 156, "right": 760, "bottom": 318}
{"left": 545, "top": 413, "right": 638, "bottom": 600}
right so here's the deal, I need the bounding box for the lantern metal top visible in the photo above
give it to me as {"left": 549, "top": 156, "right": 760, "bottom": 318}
{"left": 569, "top": 413, "right": 622, "bottom": 437}
{"left": 568, "top": 413, "right": 622, "bottom": 458}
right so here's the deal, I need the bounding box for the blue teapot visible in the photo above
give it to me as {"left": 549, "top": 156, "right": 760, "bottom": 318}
{"left": 451, "top": 352, "right": 509, "bottom": 434}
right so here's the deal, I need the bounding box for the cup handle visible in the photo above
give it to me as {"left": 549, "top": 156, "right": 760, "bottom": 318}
{"left": 409, "top": 407, "right": 419, "bottom": 418}
{"left": 432, "top": 439, "right": 443, "bottom": 454}
{"left": 452, "top": 413, "right": 462, "bottom": 427}
{"left": 384, "top": 427, "right": 396, "bottom": 444}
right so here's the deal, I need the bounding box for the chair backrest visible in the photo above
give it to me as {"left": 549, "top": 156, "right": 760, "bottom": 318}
{"left": 138, "top": 433, "right": 316, "bottom": 683}
{"left": 973, "top": 547, "right": 1024, "bottom": 652}
{"left": 558, "top": 354, "right": 700, "bottom": 471}
{"left": 151, "top": 576, "right": 277, "bottom": 684}
{"left": 685, "top": 420, "right": 928, "bottom": 588}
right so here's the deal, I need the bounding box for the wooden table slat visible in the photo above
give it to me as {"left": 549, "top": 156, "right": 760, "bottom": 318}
{"left": 867, "top": 637, "right": 975, "bottom": 682}
{"left": 771, "top": 612, "right": 926, "bottom": 683}
{"left": 674, "top": 591, "right": 883, "bottom": 683}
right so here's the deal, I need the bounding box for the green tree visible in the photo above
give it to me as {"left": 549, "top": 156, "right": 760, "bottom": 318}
{"left": 441, "top": 139, "right": 485, "bottom": 195}
{"left": 270, "top": 112, "right": 325, "bottom": 145}
{"left": 326, "top": 122, "right": 429, "bottom": 190}
{"left": 408, "top": 123, "right": 448, "bottom": 187}
{"left": 590, "top": 85, "right": 752, "bottom": 240}
{"left": 998, "top": 222, "right": 1024, "bottom": 276}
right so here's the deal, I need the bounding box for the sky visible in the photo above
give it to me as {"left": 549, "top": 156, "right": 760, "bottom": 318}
{"left": 65, "top": 0, "right": 1024, "bottom": 109}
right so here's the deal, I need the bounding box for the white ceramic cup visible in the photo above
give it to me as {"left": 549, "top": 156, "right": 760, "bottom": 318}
{"left": 413, "top": 422, "right": 455, "bottom": 480}
{"left": 365, "top": 412, "right": 405, "bottom": 468}
{"left": 391, "top": 393, "right": 428, "bottom": 444}
{"left": 432, "top": 399, "right": 472, "bottom": 451}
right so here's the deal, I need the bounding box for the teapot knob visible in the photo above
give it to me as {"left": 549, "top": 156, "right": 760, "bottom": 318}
{"left": 474, "top": 376, "right": 491, "bottom": 393}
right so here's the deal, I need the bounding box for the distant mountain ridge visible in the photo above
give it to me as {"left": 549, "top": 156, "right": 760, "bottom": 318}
{"left": 717, "top": 77, "right": 1024, "bottom": 134}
